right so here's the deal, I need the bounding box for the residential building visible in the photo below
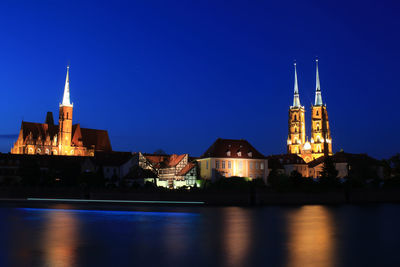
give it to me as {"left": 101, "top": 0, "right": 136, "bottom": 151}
{"left": 197, "top": 138, "right": 268, "bottom": 183}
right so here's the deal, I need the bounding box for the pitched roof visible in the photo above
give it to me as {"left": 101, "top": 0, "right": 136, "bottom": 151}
{"left": 21, "top": 121, "right": 59, "bottom": 140}
{"left": 307, "top": 151, "right": 382, "bottom": 168}
{"left": 143, "top": 153, "right": 187, "bottom": 168}
{"left": 177, "top": 162, "right": 196, "bottom": 176}
{"left": 20, "top": 121, "right": 112, "bottom": 152}
{"left": 80, "top": 127, "right": 112, "bottom": 152}
{"left": 200, "top": 138, "right": 265, "bottom": 159}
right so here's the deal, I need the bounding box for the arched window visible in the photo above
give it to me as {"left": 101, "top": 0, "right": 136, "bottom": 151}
{"left": 316, "top": 110, "right": 319, "bottom": 116}
{"left": 294, "top": 114, "right": 297, "bottom": 121}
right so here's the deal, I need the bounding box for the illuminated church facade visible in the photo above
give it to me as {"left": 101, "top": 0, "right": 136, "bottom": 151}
{"left": 287, "top": 60, "right": 332, "bottom": 163}
{"left": 11, "top": 67, "right": 112, "bottom": 156}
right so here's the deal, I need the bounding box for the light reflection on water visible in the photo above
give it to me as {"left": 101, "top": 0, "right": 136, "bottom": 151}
{"left": 286, "top": 206, "right": 335, "bottom": 267}
{"left": 1, "top": 204, "right": 400, "bottom": 266}
{"left": 42, "top": 208, "right": 79, "bottom": 267}
{"left": 222, "top": 207, "right": 252, "bottom": 267}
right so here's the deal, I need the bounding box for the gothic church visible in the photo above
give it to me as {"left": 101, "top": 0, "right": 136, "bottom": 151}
{"left": 287, "top": 59, "right": 332, "bottom": 163}
{"left": 11, "top": 67, "right": 112, "bottom": 156}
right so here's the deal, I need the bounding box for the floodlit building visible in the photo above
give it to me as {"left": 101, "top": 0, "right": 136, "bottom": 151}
{"left": 287, "top": 59, "right": 332, "bottom": 162}
{"left": 197, "top": 138, "right": 268, "bottom": 183}
{"left": 138, "top": 152, "right": 198, "bottom": 188}
{"left": 11, "top": 66, "right": 111, "bottom": 156}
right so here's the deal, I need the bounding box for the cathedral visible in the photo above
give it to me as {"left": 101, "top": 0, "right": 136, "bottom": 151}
{"left": 287, "top": 59, "right": 332, "bottom": 163}
{"left": 11, "top": 67, "right": 112, "bottom": 156}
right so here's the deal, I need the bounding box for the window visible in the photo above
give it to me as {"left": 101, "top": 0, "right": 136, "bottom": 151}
{"left": 248, "top": 151, "right": 252, "bottom": 157}
{"left": 228, "top": 161, "right": 231, "bottom": 169}
{"left": 216, "top": 160, "right": 220, "bottom": 169}
{"left": 226, "top": 150, "right": 231, "bottom": 156}
{"left": 316, "top": 110, "right": 319, "bottom": 116}
{"left": 256, "top": 162, "right": 259, "bottom": 169}
{"left": 238, "top": 161, "right": 243, "bottom": 170}
{"left": 260, "top": 162, "right": 264, "bottom": 170}
{"left": 222, "top": 161, "right": 225, "bottom": 169}
{"left": 250, "top": 162, "right": 254, "bottom": 169}
{"left": 206, "top": 161, "right": 209, "bottom": 169}
{"left": 294, "top": 114, "right": 297, "bottom": 120}
{"left": 237, "top": 150, "right": 242, "bottom": 157}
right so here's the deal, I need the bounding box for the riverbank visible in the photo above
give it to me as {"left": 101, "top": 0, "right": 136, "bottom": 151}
{"left": 1, "top": 187, "right": 400, "bottom": 206}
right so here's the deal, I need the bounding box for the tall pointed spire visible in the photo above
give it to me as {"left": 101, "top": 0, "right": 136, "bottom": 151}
{"left": 292, "top": 62, "right": 301, "bottom": 108}
{"left": 61, "top": 66, "right": 73, "bottom": 107}
{"left": 314, "top": 58, "right": 323, "bottom": 106}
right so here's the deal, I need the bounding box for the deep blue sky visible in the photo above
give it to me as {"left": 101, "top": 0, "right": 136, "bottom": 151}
{"left": 0, "top": 0, "right": 399, "bottom": 159}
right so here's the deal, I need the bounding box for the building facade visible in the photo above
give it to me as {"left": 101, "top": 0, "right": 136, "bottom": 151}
{"left": 11, "top": 66, "right": 112, "bottom": 156}
{"left": 138, "top": 152, "right": 198, "bottom": 188}
{"left": 287, "top": 59, "right": 333, "bottom": 163}
{"left": 197, "top": 138, "right": 268, "bottom": 183}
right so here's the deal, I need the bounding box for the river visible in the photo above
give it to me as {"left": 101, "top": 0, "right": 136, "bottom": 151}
{"left": 0, "top": 204, "right": 399, "bottom": 267}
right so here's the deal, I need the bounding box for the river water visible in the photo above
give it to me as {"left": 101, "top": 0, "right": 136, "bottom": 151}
{"left": 0, "top": 204, "right": 399, "bottom": 267}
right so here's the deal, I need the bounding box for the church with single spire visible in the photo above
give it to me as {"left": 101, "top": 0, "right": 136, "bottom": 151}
{"left": 11, "top": 66, "right": 112, "bottom": 156}
{"left": 287, "top": 59, "right": 333, "bottom": 163}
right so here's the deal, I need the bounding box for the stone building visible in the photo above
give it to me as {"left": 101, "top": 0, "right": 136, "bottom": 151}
{"left": 11, "top": 66, "right": 111, "bottom": 156}
{"left": 287, "top": 59, "right": 332, "bottom": 163}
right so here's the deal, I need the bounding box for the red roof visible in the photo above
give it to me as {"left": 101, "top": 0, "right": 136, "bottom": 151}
{"left": 143, "top": 153, "right": 187, "bottom": 168}
{"left": 20, "top": 121, "right": 112, "bottom": 152}
{"left": 200, "top": 138, "right": 265, "bottom": 159}
{"left": 177, "top": 162, "right": 196, "bottom": 176}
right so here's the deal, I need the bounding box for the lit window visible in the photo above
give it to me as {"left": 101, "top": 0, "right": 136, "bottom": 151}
{"left": 228, "top": 161, "right": 231, "bottom": 169}
{"left": 256, "top": 162, "right": 259, "bottom": 169}
{"left": 248, "top": 151, "right": 252, "bottom": 157}
{"left": 216, "top": 160, "right": 220, "bottom": 169}
{"left": 222, "top": 161, "right": 225, "bottom": 169}
{"left": 238, "top": 161, "right": 243, "bottom": 170}
{"left": 226, "top": 150, "right": 231, "bottom": 156}
{"left": 250, "top": 162, "right": 254, "bottom": 169}
{"left": 237, "top": 150, "right": 242, "bottom": 157}
{"left": 260, "top": 163, "right": 264, "bottom": 170}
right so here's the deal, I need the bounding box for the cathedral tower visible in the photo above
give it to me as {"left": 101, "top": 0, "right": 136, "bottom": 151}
{"left": 310, "top": 59, "right": 332, "bottom": 159}
{"left": 287, "top": 62, "right": 306, "bottom": 154}
{"left": 58, "top": 66, "right": 74, "bottom": 155}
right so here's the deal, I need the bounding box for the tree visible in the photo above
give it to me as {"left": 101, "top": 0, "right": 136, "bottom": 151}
{"left": 320, "top": 156, "right": 339, "bottom": 187}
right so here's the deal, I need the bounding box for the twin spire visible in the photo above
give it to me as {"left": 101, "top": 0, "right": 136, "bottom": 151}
{"left": 292, "top": 59, "right": 324, "bottom": 107}
{"left": 292, "top": 62, "right": 301, "bottom": 108}
{"left": 61, "top": 65, "right": 73, "bottom": 107}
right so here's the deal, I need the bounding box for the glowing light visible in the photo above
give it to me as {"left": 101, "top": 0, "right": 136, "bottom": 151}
{"left": 303, "top": 141, "right": 311, "bottom": 150}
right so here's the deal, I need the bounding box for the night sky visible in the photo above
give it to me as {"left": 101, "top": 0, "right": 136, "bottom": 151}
{"left": 0, "top": 0, "right": 399, "bottom": 159}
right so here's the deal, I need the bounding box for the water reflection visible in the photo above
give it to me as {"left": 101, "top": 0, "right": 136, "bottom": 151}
{"left": 286, "top": 205, "right": 336, "bottom": 267}
{"left": 222, "top": 207, "right": 252, "bottom": 267}
{"left": 41, "top": 206, "right": 79, "bottom": 267}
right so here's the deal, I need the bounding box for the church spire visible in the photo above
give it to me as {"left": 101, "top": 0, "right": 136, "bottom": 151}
{"left": 292, "top": 62, "right": 301, "bottom": 108}
{"left": 61, "top": 66, "right": 73, "bottom": 107}
{"left": 314, "top": 58, "right": 323, "bottom": 106}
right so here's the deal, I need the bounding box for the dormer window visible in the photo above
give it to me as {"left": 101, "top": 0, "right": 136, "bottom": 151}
{"left": 226, "top": 150, "right": 231, "bottom": 156}
{"left": 248, "top": 151, "right": 252, "bottom": 157}
{"left": 237, "top": 150, "right": 242, "bottom": 157}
